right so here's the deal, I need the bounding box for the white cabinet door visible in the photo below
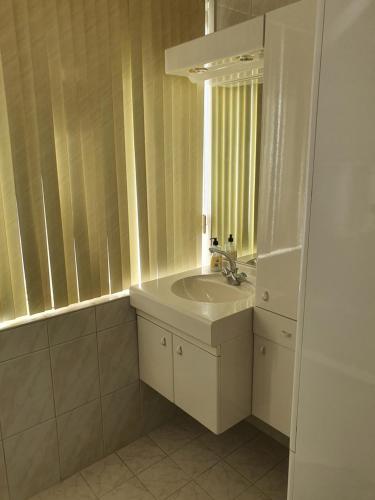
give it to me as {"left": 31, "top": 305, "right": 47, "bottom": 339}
{"left": 252, "top": 335, "right": 294, "bottom": 436}
{"left": 255, "top": 249, "right": 301, "bottom": 320}
{"left": 256, "top": 0, "right": 318, "bottom": 320}
{"left": 173, "top": 335, "right": 220, "bottom": 433}
{"left": 137, "top": 316, "right": 174, "bottom": 401}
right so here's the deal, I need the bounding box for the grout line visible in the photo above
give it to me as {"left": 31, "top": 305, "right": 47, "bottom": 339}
{"left": 0, "top": 344, "right": 49, "bottom": 365}
{"left": 0, "top": 346, "right": 50, "bottom": 365}
{"left": 79, "top": 470, "right": 101, "bottom": 499}
{"left": 49, "top": 327, "right": 97, "bottom": 348}
{"left": 1, "top": 416, "right": 57, "bottom": 443}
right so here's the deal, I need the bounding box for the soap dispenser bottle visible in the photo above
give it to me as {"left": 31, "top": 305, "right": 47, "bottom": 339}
{"left": 226, "top": 234, "right": 237, "bottom": 260}
{"left": 210, "top": 237, "right": 222, "bottom": 272}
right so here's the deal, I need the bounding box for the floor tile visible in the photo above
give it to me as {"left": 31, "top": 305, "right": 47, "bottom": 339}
{"left": 137, "top": 456, "right": 189, "bottom": 499}
{"left": 173, "top": 414, "right": 206, "bottom": 438}
{"left": 30, "top": 474, "right": 96, "bottom": 499}
{"left": 81, "top": 453, "right": 134, "bottom": 497}
{"left": 149, "top": 416, "right": 203, "bottom": 455}
{"left": 198, "top": 422, "right": 259, "bottom": 458}
{"left": 225, "top": 435, "right": 286, "bottom": 484}
{"left": 255, "top": 459, "right": 288, "bottom": 500}
{"left": 171, "top": 438, "right": 220, "bottom": 477}
{"left": 196, "top": 462, "right": 250, "bottom": 500}
{"left": 117, "top": 435, "right": 166, "bottom": 474}
{"left": 167, "top": 481, "right": 213, "bottom": 500}
{"left": 250, "top": 436, "right": 288, "bottom": 463}
{"left": 236, "top": 485, "right": 271, "bottom": 499}
{"left": 100, "top": 476, "right": 154, "bottom": 500}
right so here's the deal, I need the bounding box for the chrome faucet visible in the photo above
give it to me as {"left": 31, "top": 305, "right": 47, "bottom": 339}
{"left": 209, "top": 247, "right": 247, "bottom": 286}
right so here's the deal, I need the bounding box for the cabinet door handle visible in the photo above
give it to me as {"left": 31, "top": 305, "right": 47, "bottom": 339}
{"left": 160, "top": 336, "right": 167, "bottom": 346}
{"left": 260, "top": 345, "right": 266, "bottom": 355}
{"left": 281, "top": 330, "right": 292, "bottom": 338}
{"left": 262, "top": 290, "right": 269, "bottom": 302}
{"left": 176, "top": 345, "right": 183, "bottom": 355}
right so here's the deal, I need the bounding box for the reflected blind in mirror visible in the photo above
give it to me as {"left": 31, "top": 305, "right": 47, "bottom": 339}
{"left": 0, "top": 0, "right": 204, "bottom": 322}
{"left": 211, "top": 82, "right": 262, "bottom": 257}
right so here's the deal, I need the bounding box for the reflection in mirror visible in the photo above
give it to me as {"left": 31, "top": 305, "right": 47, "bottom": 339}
{"left": 210, "top": 79, "right": 262, "bottom": 259}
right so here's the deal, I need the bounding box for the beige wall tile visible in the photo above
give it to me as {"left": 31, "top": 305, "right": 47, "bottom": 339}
{"left": 0, "top": 441, "right": 9, "bottom": 500}
{"left": 0, "top": 321, "right": 47, "bottom": 363}
{"left": 215, "top": 5, "right": 251, "bottom": 30}
{"left": 57, "top": 399, "right": 103, "bottom": 478}
{"left": 102, "top": 382, "right": 142, "bottom": 454}
{"left": 141, "top": 382, "right": 177, "bottom": 434}
{"left": 96, "top": 297, "right": 135, "bottom": 332}
{"left": 51, "top": 334, "right": 100, "bottom": 415}
{"left": 218, "top": 0, "right": 252, "bottom": 14}
{"left": 251, "top": 0, "right": 298, "bottom": 16}
{"left": 4, "top": 420, "right": 60, "bottom": 500}
{"left": 0, "top": 350, "right": 54, "bottom": 437}
{"left": 98, "top": 322, "right": 139, "bottom": 395}
{"left": 48, "top": 307, "right": 96, "bottom": 346}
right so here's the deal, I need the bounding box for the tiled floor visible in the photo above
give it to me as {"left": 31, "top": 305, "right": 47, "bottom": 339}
{"left": 30, "top": 413, "right": 288, "bottom": 500}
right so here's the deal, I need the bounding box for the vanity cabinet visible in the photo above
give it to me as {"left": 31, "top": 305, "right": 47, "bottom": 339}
{"left": 137, "top": 312, "right": 252, "bottom": 434}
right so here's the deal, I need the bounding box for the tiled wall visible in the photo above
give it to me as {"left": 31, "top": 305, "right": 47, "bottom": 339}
{"left": 215, "top": 0, "right": 299, "bottom": 30}
{"left": 0, "top": 297, "right": 175, "bottom": 500}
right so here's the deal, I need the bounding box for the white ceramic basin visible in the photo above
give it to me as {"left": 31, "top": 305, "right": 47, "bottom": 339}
{"left": 171, "top": 274, "right": 251, "bottom": 303}
{"left": 130, "top": 267, "right": 255, "bottom": 346}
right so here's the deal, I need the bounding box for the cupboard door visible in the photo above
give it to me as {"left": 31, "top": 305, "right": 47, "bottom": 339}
{"left": 173, "top": 336, "right": 219, "bottom": 433}
{"left": 252, "top": 335, "right": 294, "bottom": 436}
{"left": 137, "top": 316, "right": 174, "bottom": 401}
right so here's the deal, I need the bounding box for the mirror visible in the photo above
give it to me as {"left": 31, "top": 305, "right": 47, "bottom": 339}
{"left": 210, "top": 77, "right": 263, "bottom": 263}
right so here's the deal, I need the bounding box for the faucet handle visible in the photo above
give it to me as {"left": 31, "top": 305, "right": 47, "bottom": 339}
{"left": 222, "top": 267, "right": 230, "bottom": 277}
{"left": 236, "top": 272, "right": 247, "bottom": 282}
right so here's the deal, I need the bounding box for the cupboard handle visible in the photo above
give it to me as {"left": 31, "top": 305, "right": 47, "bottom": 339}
{"left": 160, "top": 336, "right": 167, "bottom": 346}
{"left": 176, "top": 345, "right": 183, "bottom": 355}
{"left": 262, "top": 290, "right": 269, "bottom": 302}
{"left": 259, "top": 345, "right": 266, "bottom": 355}
{"left": 281, "top": 330, "right": 292, "bottom": 338}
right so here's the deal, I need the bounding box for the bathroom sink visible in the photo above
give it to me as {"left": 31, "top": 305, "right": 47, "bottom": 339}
{"left": 171, "top": 274, "right": 251, "bottom": 303}
{"left": 130, "top": 267, "right": 255, "bottom": 346}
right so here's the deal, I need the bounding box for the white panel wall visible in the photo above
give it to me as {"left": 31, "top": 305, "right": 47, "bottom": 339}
{"left": 291, "top": 1, "right": 375, "bottom": 498}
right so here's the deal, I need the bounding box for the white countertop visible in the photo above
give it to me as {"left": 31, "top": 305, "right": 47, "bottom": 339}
{"left": 130, "top": 266, "right": 256, "bottom": 346}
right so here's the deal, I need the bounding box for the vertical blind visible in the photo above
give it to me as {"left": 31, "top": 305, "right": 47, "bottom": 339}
{"left": 211, "top": 82, "right": 262, "bottom": 257}
{"left": 0, "top": 0, "right": 204, "bottom": 322}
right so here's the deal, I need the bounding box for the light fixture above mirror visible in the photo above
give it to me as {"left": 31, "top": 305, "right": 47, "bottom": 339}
{"left": 165, "top": 17, "right": 264, "bottom": 86}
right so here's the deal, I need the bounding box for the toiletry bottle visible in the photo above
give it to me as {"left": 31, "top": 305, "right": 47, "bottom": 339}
{"left": 210, "top": 237, "right": 222, "bottom": 272}
{"left": 226, "top": 234, "right": 237, "bottom": 260}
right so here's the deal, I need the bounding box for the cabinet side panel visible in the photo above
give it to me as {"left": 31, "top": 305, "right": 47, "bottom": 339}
{"left": 220, "top": 333, "right": 252, "bottom": 431}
